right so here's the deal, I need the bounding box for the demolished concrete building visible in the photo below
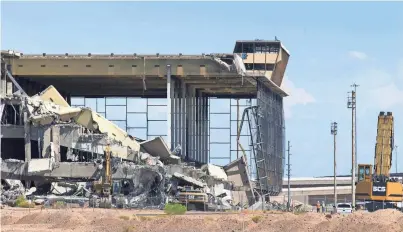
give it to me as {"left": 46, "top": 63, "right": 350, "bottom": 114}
{"left": 1, "top": 40, "right": 290, "bottom": 209}
{"left": 1, "top": 82, "right": 244, "bottom": 209}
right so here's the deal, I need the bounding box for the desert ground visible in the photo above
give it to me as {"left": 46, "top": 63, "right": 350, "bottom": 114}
{"left": 1, "top": 207, "right": 403, "bottom": 232}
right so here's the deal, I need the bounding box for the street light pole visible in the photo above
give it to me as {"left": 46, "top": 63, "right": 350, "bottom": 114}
{"left": 331, "top": 122, "right": 338, "bottom": 209}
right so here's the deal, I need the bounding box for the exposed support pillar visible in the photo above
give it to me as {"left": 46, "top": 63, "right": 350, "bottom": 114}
{"left": 193, "top": 88, "right": 197, "bottom": 162}
{"left": 5, "top": 64, "right": 13, "bottom": 95}
{"left": 52, "top": 126, "right": 61, "bottom": 162}
{"left": 204, "top": 96, "right": 209, "bottom": 163}
{"left": 23, "top": 106, "right": 31, "bottom": 162}
{"left": 185, "top": 85, "right": 191, "bottom": 161}
{"left": 170, "top": 77, "right": 176, "bottom": 148}
{"left": 200, "top": 94, "right": 206, "bottom": 163}
{"left": 187, "top": 86, "right": 196, "bottom": 161}
{"left": 195, "top": 91, "right": 199, "bottom": 162}
{"left": 42, "top": 126, "right": 52, "bottom": 158}
{"left": 166, "top": 65, "right": 172, "bottom": 149}
{"left": 198, "top": 92, "right": 202, "bottom": 163}
{"left": 176, "top": 80, "right": 181, "bottom": 150}
{"left": 1, "top": 61, "right": 6, "bottom": 96}
{"left": 181, "top": 81, "right": 187, "bottom": 160}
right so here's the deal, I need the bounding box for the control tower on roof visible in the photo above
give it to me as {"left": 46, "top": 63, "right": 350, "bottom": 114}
{"left": 233, "top": 39, "right": 289, "bottom": 87}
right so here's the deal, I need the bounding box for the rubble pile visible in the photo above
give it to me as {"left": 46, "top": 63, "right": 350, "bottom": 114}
{"left": 1, "top": 84, "right": 253, "bottom": 211}
{"left": 0, "top": 180, "right": 25, "bottom": 206}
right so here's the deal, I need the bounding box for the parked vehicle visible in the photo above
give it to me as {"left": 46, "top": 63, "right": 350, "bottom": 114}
{"left": 337, "top": 203, "right": 353, "bottom": 214}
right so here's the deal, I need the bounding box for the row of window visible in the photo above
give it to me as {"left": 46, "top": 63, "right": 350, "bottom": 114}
{"left": 245, "top": 63, "right": 275, "bottom": 71}
{"left": 234, "top": 43, "right": 281, "bottom": 54}
{"left": 17, "top": 64, "right": 206, "bottom": 68}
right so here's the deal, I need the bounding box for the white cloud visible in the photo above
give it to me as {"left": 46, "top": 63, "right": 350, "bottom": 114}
{"left": 348, "top": 51, "right": 368, "bottom": 60}
{"left": 352, "top": 67, "right": 403, "bottom": 110}
{"left": 281, "top": 77, "right": 316, "bottom": 119}
{"left": 369, "top": 83, "right": 403, "bottom": 109}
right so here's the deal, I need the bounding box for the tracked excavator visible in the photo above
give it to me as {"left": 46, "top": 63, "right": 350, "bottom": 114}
{"left": 356, "top": 112, "right": 403, "bottom": 212}
{"left": 89, "top": 144, "right": 113, "bottom": 208}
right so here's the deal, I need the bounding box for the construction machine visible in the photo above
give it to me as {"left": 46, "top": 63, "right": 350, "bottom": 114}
{"left": 178, "top": 186, "right": 208, "bottom": 211}
{"left": 356, "top": 112, "right": 403, "bottom": 212}
{"left": 90, "top": 143, "right": 113, "bottom": 208}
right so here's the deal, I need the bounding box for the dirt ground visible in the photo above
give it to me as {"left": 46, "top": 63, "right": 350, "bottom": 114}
{"left": 1, "top": 207, "right": 403, "bottom": 232}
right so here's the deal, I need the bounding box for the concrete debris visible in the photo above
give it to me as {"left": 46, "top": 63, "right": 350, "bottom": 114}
{"left": 140, "top": 136, "right": 180, "bottom": 164}
{"left": 27, "top": 158, "right": 54, "bottom": 173}
{"left": 1, "top": 84, "right": 255, "bottom": 211}
{"left": 0, "top": 179, "right": 25, "bottom": 206}
{"left": 223, "top": 156, "right": 255, "bottom": 206}
{"left": 171, "top": 144, "right": 182, "bottom": 157}
{"left": 201, "top": 164, "right": 228, "bottom": 181}
{"left": 233, "top": 53, "right": 247, "bottom": 76}
{"left": 172, "top": 172, "right": 206, "bottom": 188}
{"left": 24, "top": 85, "right": 141, "bottom": 160}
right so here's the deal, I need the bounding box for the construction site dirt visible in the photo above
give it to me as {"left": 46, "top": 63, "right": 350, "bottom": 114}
{"left": 1, "top": 207, "right": 403, "bottom": 232}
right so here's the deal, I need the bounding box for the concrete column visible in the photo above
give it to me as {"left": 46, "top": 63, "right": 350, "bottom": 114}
{"left": 175, "top": 80, "right": 180, "bottom": 149}
{"left": 192, "top": 88, "right": 196, "bottom": 162}
{"left": 42, "top": 126, "right": 52, "bottom": 158}
{"left": 23, "top": 109, "right": 31, "bottom": 162}
{"left": 181, "top": 81, "right": 187, "bottom": 160}
{"left": 170, "top": 78, "right": 175, "bottom": 148}
{"left": 203, "top": 96, "right": 208, "bottom": 163}
{"left": 166, "top": 65, "right": 172, "bottom": 149}
{"left": 195, "top": 91, "right": 199, "bottom": 162}
{"left": 177, "top": 81, "right": 181, "bottom": 150}
{"left": 185, "top": 85, "right": 191, "bottom": 161}
{"left": 52, "top": 126, "right": 61, "bottom": 162}
{"left": 200, "top": 94, "right": 205, "bottom": 163}
{"left": 6, "top": 81, "right": 13, "bottom": 95}
{"left": 199, "top": 94, "right": 203, "bottom": 163}
{"left": 1, "top": 62, "right": 6, "bottom": 96}
{"left": 189, "top": 86, "right": 196, "bottom": 161}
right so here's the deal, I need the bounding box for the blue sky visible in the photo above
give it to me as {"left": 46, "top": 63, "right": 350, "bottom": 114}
{"left": 2, "top": 1, "right": 403, "bottom": 177}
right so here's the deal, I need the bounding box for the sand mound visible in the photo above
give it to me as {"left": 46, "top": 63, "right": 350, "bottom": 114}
{"left": 2, "top": 208, "right": 403, "bottom": 232}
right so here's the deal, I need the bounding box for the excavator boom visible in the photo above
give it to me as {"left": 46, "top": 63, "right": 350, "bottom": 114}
{"left": 374, "top": 112, "right": 394, "bottom": 177}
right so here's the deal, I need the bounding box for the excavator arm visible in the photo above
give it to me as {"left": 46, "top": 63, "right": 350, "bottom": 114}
{"left": 374, "top": 112, "right": 394, "bottom": 177}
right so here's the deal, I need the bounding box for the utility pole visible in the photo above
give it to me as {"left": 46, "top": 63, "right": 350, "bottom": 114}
{"left": 286, "top": 141, "right": 292, "bottom": 211}
{"left": 331, "top": 122, "right": 338, "bottom": 209}
{"left": 347, "top": 85, "right": 358, "bottom": 208}
{"left": 351, "top": 83, "right": 359, "bottom": 172}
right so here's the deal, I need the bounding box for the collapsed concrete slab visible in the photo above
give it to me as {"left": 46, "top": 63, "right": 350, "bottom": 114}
{"left": 224, "top": 155, "right": 255, "bottom": 207}
{"left": 23, "top": 85, "right": 141, "bottom": 160}
{"left": 1, "top": 159, "right": 100, "bottom": 181}
{"left": 172, "top": 172, "right": 206, "bottom": 188}
{"left": 27, "top": 158, "right": 53, "bottom": 173}
{"left": 140, "top": 136, "right": 180, "bottom": 164}
{"left": 201, "top": 164, "right": 228, "bottom": 181}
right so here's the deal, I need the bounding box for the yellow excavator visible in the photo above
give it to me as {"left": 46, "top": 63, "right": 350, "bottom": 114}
{"left": 356, "top": 112, "right": 403, "bottom": 211}
{"left": 90, "top": 144, "right": 113, "bottom": 208}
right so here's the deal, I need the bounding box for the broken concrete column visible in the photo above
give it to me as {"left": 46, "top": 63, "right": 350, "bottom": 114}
{"left": 52, "top": 126, "right": 61, "bottom": 162}
{"left": 41, "top": 126, "right": 51, "bottom": 158}
{"left": 24, "top": 110, "right": 31, "bottom": 162}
